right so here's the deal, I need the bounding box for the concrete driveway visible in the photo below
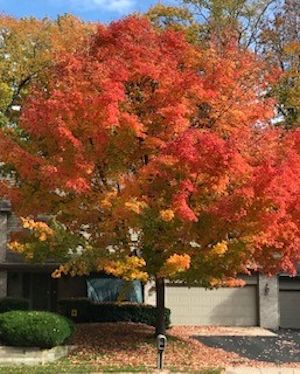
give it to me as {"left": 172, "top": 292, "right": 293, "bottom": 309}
{"left": 195, "top": 329, "right": 300, "bottom": 364}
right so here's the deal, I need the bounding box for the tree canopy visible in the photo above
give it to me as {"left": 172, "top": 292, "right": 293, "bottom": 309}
{"left": 1, "top": 16, "right": 299, "bottom": 290}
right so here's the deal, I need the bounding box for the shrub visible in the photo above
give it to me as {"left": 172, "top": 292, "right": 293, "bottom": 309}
{"left": 58, "top": 298, "right": 91, "bottom": 323}
{"left": 58, "top": 298, "right": 171, "bottom": 328}
{"left": 0, "top": 297, "right": 30, "bottom": 313}
{"left": 0, "top": 311, "right": 74, "bottom": 348}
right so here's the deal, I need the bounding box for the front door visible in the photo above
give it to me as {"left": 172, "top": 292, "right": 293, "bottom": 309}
{"left": 32, "top": 274, "right": 51, "bottom": 310}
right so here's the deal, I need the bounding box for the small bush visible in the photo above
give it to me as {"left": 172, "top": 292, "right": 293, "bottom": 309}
{"left": 0, "top": 311, "right": 74, "bottom": 348}
{"left": 0, "top": 297, "right": 30, "bottom": 313}
{"left": 58, "top": 298, "right": 171, "bottom": 328}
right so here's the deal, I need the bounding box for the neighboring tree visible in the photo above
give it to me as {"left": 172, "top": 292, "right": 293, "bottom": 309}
{"left": 260, "top": 0, "right": 300, "bottom": 128}
{"left": 146, "top": 0, "right": 279, "bottom": 47}
{"left": 146, "top": 4, "right": 204, "bottom": 43}
{"left": 1, "top": 17, "right": 300, "bottom": 335}
{"left": 0, "top": 14, "right": 95, "bottom": 128}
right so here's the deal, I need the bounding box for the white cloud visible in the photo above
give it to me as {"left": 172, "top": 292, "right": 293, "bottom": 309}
{"left": 69, "top": 0, "right": 136, "bottom": 13}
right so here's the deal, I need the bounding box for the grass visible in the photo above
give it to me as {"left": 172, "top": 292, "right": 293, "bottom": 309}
{"left": 0, "top": 360, "right": 223, "bottom": 373}
{"left": 0, "top": 362, "right": 149, "bottom": 374}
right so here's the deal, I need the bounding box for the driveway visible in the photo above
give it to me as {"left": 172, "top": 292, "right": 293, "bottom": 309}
{"left": 195, "top": 329, "right": 300, "bottom": 364}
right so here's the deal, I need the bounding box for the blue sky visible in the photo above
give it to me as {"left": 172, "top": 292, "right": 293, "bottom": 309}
{"left": 0, "top": 0, "right": 175, "bottom": 23}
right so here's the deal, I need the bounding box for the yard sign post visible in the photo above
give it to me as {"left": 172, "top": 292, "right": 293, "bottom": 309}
{"left": 156, "top": 334, "right": 167, "bottom": 370}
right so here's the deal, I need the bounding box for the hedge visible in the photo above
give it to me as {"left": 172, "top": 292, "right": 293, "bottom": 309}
{"left": 58, "top": 298, "right": 171, "bottom": 328}
{"left": 0, "top": 311, "right": 74, "bottom": 348}
{"left": 0, "top": 297, "right": 30, "bottom": 313}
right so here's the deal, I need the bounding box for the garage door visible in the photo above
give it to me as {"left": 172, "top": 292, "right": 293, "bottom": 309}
{"left": 166, "top": 284, "right": 258, "bottom": 326}
{"left": 279, "top": 278, "right": 300, "bottom": 329}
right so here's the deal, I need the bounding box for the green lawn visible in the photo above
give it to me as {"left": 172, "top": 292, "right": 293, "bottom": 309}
{"left": 0, "top": 360, "right": 223, "bottom": 374}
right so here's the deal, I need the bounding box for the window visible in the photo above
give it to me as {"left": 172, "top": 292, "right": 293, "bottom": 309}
{"left": 86, "top": 277, "right": 143, "bottom": 303}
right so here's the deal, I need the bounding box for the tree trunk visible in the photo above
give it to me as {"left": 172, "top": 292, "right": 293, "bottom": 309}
{"left": 155, "top": 276, "right": 165, "bottom": 336}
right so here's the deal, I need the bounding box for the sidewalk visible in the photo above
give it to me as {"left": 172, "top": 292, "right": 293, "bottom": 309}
{"left": 225, "top": 368, "right": 300, "bottom": 374}
{"left": 91, "top": 369, "right": 300, "bottom": 374}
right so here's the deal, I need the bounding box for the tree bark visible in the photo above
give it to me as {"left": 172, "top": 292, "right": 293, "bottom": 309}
{"left": 155, "top": 276, "right": 165, "bottom": 336}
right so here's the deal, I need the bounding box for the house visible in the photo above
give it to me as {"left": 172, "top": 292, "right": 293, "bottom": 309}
{"left": 1, "top": 201, "right": 300, "bottom": 329}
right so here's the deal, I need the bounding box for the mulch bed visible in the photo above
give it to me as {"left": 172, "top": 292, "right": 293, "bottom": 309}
{"left": 68, "top": 323, "right": 300, "bottom": 371}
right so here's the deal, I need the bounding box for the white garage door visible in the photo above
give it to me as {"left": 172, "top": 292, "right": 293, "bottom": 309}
{"left": 280, "top": 278, "right": 300, "bottom": 329}
{"left": 166, "top": 285, "right": 258, "bottom": 326}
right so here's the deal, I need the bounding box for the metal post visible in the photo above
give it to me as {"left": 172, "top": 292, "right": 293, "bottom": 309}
{"left": 156, "top": 334, "right": 167, "bottom": 370}
{"left": 157, "top": 351, "right": 164, "bottom": 369}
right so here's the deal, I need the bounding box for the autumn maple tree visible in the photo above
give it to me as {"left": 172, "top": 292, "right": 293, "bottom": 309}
{"left": 1, "top": 16, "right": 300, "bottom": 334}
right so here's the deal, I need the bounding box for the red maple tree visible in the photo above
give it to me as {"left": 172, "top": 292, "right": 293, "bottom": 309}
{"left": 1, "top": 17, "right": 300, "bottom": 334}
